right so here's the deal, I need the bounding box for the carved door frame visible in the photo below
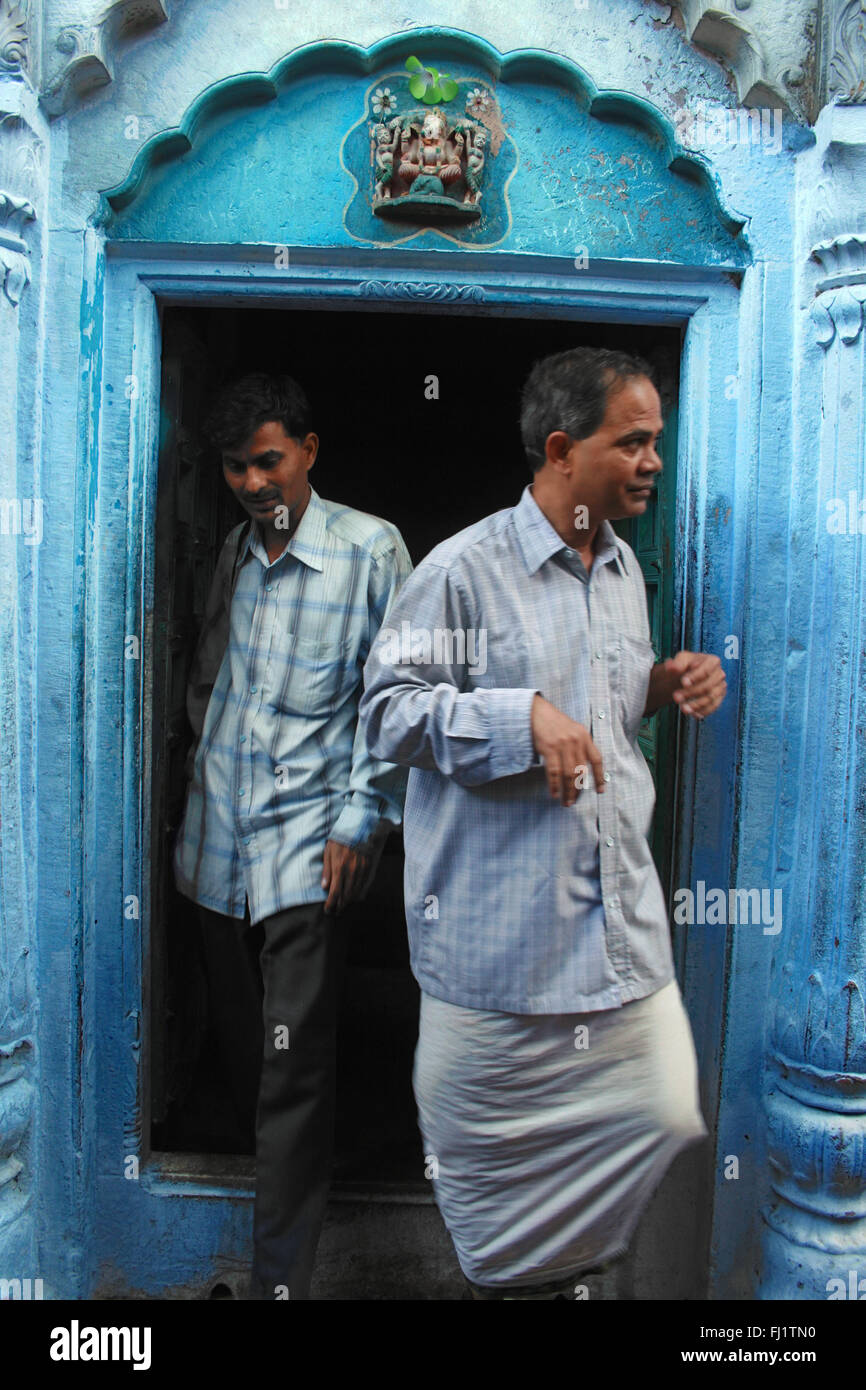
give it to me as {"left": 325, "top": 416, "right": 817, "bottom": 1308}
{"left": 84, "top": 242, "right": 746, "bottom": 1296}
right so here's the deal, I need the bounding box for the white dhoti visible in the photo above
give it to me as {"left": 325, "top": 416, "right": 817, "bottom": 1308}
{"left": 413, "top": 977, "right": 707, "bottom": 1290}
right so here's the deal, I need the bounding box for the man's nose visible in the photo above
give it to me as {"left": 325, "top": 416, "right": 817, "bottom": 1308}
{"left": 244, "top": 468, "right": 270, "bottom": 494}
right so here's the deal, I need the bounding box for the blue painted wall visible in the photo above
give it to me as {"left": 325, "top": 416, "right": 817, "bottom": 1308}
{"left": 1, "top": 3, "right": 863, "bottom": 1302}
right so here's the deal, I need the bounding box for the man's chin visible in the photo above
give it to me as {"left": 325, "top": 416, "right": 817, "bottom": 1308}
{"left": 607, "top": 494, "right": 650, "bottom": 521}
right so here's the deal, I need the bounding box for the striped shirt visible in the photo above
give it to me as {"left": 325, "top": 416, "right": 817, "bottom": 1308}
{"left": 359, "top": 483, "right": 675, "bottom": 1014}
{"left": 173, "top": 486, "right": 413, "bottom": 924}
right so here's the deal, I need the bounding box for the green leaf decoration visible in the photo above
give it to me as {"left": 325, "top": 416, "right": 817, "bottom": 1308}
{"left": 405, "top": 58, "right": 458, "bottom": 104}
{"left": 408, "top": 71, "right": 432, "bottom": 100}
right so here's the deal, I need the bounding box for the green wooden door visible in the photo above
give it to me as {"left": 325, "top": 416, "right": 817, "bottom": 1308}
{"left": 612, "top": 346, "right": 679, "bottom": 902}
{"left": 150, "top": 311, "right": 246, "bottom": 1147}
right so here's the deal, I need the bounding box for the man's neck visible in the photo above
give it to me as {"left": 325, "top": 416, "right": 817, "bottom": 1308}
{"left": 259, "top": 484, "right": 311, "bottom": 563}
{"left": 529, "top": 482, "right": 600, "bottom": 560}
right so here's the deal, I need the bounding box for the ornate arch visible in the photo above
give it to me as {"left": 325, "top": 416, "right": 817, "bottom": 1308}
{"left": 95, "top": 26, "right": 748, "bottom": 257}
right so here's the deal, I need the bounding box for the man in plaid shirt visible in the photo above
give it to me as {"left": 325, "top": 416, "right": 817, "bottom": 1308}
{"left": 174, "top": 372, "right": 412, "bottom": 1299}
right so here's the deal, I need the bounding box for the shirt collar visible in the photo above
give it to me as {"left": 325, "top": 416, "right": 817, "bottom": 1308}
{"left": 240, "top": 484, "right": 327, "bottom": 572}
{"left": 513, "top": 483, "right": 625, "bottom": 578}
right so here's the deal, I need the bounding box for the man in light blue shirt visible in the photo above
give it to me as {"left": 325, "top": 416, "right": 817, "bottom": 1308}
{"left": 173, "top": 373, "right": 412, "bottom": 1299}
{"left": 360, "top": 347, "right": 726, "bottom": 1297}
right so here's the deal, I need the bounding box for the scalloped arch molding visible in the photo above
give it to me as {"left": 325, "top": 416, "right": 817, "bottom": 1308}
{"left": 98, "top": 28, "right": 750, "bottom": 266}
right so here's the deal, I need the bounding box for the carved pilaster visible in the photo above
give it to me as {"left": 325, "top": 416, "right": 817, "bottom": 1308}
{"left": 0, "top": 0, "right": 28, "bottom": 76}
{"left": 826, "top": 0, "right": 866, "bottom": 104}
{"left": 763, "top": 967, "right": 866, "bottom": 1262}
{"left": 0, "top": 1041, "right": 34, "bottom": 1234}
{"left": 0, "top": 93, "right": 40, "bottom": 1279}
{"left": 758, "top": 229, "right": 866, "bottom": 1299}
{"left": 809, "top": 232, "right": 866, "bottom": 345}
{"left": 0, "top": 188, "right": 34, "bottom": 304}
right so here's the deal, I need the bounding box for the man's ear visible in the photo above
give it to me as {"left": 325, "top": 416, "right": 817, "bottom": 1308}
{"left": 303, "top": 431, "right": 319, "bottom": 467}
{"left": 544, "top": 430, "right": 574, "bottom": 474}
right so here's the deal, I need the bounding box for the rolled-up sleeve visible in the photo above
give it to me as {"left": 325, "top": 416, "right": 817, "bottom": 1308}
{"left": 359, "top": 560, "right": 538, "bottom": 787}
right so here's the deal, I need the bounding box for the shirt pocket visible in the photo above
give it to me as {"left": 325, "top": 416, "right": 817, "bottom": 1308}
{"left": 618, "top": 634, "right": 655, "bottom": 742}
{"left": 270, "top": 632, "right": 357, "bottom": 718}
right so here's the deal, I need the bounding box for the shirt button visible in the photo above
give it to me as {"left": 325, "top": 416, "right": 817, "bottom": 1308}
{"left": 605, "top": 837, "right": 614, "bottom": 847}
{"left": 266, "top": 584, "right": 273, "bottom": 592}
{"left": 565, "top": 548, "right": 573, "bottom": 558}
{"left": 603, "top": 772, "right": 611, "bottom": 782}
{"left": 595, "top": 651, "right": 603, "bottom": 661}
{"left": 244, "top": 838, "right": 252, "bottom": 846}
{"left": 251, "top": 686, "right": 258, "bottom": 694}
{"left": 240, "top": 736, "right": 246, "bottom": 744}
{"left": 598, "top": 710, "right": 606, "bottom": 719}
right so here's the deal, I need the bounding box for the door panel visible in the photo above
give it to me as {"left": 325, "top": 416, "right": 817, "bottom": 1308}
{"left": 150, "top": 312, "right": 245, "bottom": 1142}
{"left": 613, "top": 341, "right": 680, "bottom": 901}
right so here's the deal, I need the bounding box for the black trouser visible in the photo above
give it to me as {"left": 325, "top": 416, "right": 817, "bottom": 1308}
{"left": 197, "top": 899, "right": 349, "bottom": 1300}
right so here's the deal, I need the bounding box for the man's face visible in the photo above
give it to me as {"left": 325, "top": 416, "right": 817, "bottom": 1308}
{"left": 221, "top": 420, "right": 317, "bottom": 525}
{"left": 565, "top": 375, "right": 664, "bottom": 521}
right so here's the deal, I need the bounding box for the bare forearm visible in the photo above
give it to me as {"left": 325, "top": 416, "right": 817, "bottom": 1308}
{"left": 644, "top": 661, "right": 678, "bottom": 716}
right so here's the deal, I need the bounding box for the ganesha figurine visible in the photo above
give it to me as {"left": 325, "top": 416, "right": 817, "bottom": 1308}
{"left": 371, "top": 107, "right": 490, "bottom": 223}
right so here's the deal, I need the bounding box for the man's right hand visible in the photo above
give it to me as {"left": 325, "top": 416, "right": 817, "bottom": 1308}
{"left": 530, "top": 694, "right": 605, "bottom": 807}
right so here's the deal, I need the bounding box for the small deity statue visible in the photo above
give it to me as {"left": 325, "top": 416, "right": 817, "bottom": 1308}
{"left": 370, "top": 103, "right": 490, "bottom": 221}
{"left": 373, "top": 122, "right": 399, "bottom": 200}
{"left": 398, "top": 111, "right": 463, "bottom": 196}
{"left": 420, "top": 111, "right": 463, "bottom": 192}
{"left": 464, "top": 127, "right": 487, "bottom": 204}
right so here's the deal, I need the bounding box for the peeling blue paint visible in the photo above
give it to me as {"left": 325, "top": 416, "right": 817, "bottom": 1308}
{"left": 2, "top": 8, "right": 863, "bottom": 1305}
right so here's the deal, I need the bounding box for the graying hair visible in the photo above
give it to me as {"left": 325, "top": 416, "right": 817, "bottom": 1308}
{"left": 519, "top": 347, "right": 654, "bottom": 474}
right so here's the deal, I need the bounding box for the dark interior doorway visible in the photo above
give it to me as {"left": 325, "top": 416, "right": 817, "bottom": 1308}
{"left": 149, "top": 301, "right": 681, "bottom": 1184}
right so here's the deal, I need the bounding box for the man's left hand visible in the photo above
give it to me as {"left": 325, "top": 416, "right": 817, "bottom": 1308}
{"left": 322, "top": 839, "right": 374, "bottom": 915}
{"left": 664, "top": 650, "right": 727, "bottom": 719}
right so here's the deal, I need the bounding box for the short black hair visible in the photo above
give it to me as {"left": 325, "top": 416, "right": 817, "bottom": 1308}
{"left": 519, "top": 347, "right": 655, "bottom": 473}
{"left": 202, "top": 372, "right": 313, "bottom": 451}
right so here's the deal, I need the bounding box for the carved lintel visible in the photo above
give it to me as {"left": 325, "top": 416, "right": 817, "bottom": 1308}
{"left": 43, "top": 0, "right": 169, "bottom": 117}
{"left": 0, "top": 187, "right": 34, "bottom": 305}
{"left": 359, "top": 280, "right": 486, "bottom": 303}
{"left": 810, "top": 231, "right": 866, "bottom": 346}
{"left": 828, "top": 0, "right": 866, "bottom": 105}
{"left": 0, "top": 0, "right": 28, "bottom": 75}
